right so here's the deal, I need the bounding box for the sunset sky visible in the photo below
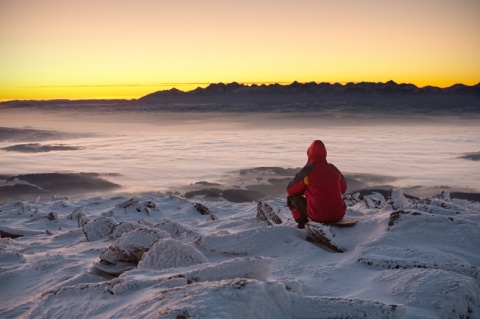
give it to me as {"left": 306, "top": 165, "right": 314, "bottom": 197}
{"left": 1, "top": 0, "right": 479, "bottom": 101}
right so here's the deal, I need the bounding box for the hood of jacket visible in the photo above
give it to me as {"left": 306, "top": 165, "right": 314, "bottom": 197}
{"left": 307, "top": 140, "right": 327, "bottom": 163}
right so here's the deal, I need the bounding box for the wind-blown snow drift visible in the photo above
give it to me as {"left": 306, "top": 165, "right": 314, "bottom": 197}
{"left": 0, "top": 190, "right": 479, "bottom": 318}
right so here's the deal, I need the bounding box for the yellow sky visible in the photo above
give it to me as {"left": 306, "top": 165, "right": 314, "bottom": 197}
{"left": 1, "top": 0, "right": 479, "bottom": 101}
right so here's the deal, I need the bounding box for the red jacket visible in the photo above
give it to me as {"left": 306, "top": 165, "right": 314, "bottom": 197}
{"left": 287, "top": 140, "right": 347, "bottom": 222}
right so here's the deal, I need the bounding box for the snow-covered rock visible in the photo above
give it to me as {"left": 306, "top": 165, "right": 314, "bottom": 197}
{"left": 138, "top": 238, "right": 207, "bottom": 270}
{"left": 100, "top": 228, "right": 170, "bottom": 264}
{"left": 82, "top": 217, "right": 117, "bottom": 241}
{"left": 155, "top": 218, "right": 197, "bottom": 239}
{"left": 305, "top": 222, "right": 343, "bottom": 252}
{"left": 359, "top": 208, "right": 480, "bottom": 284}
{"left": 364, "top": 192, "right": 386, "bottom": 209}
{"left": 109, "top": 221, "right": 141, "bottom": 240}
{"left": 0, "top": 190, "right": 479, "bottom": 318}
{"left": 257, "top": 200, "right": 283, "bottom": 225}
{"left": 67, "top": 205, "right": 85, "bottom": 220}
{"left": 0, "top": 225, "right": 46, "bottom": 238}
{"left": 387, "top": 189, "right": 410, "bottom": 209}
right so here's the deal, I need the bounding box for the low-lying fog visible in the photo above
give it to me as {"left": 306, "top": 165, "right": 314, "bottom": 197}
{"left": 1, "top": 108, "right": 479, "bottom": 200}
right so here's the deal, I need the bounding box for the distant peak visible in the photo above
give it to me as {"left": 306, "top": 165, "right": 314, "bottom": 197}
{"left": 136, "top": 80, "right": 480, "bottom": 102}
{"left": 384, "top": 80, "right": 398, "bottom": 86}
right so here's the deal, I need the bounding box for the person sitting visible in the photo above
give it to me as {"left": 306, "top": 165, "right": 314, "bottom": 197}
{"left": 287, "top": 140, "right": 347, "bottom": 228}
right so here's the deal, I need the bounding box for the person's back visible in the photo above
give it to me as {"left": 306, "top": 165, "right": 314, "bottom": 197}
{"left": 287, "top": 140, "right": 347, "bottom": 226}
{"left": 303, "top": 160, "right": 346, "bottom": 221}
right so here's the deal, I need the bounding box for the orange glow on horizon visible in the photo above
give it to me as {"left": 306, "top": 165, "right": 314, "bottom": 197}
{"left": 1, "top": 0, "right": 479, "bottom": 101}
{"left": 1, "top": 78, "right": 479, "bottom": 102}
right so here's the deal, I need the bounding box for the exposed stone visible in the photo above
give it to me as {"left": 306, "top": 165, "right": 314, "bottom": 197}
{"left": 0, "top": 225, "right": 44, "bottom": 238}
{"left": 0, "top": 227, "right": 23, "bottom": 239}
{"left": 82, "top": 217, "right": 117, "bottom": 241}
{"left": 156, "top": 219, "right": 196, "bottom": 238}
{"left": 364, "top": 192, "right": 386, "bottom": 209}
{"left": 194, "top": 202, "right": 210, "bottom": 215}
{"left": 109, "top": 221, "right": 141, "bottom": 240}
{"left": 256, "top": 201, "right": 282, "bottom": 225}
{"left": 305, "top": 222, "right": 343, "bottom": 253}
{"left": 45, "top": 212, "right": 58, "bottom": 221}
{"left": 100, "top": 228, "right": 170, "bottom": 264}
{"left": 388, "top": 210, "right": 422, "bottom": 229}
{"left": 138, "top": 238, "right": 208, "bottom": 271}
{"left": 94, "top": 261, "right": 136, "bottom": 277}
{"left": 78, "top": 215, "right": 91, "bottom": 228}
{"left": 67, "top": 205, "right": 85, "bottom": 220}
{"left": 206, "top": 213, "right": 218, "bottom": 221}
{"left": 116, "top": 197, "right": 140, "bottom": 209}
{"left": 387, "top": 189, "right": 410, "bottom": 210}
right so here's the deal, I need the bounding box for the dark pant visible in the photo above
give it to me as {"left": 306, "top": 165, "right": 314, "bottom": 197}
{"left": 287, "top": 195, "right": 309, "bottom": 225}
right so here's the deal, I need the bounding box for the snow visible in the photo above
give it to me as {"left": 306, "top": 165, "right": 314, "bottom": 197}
{"left": 138, "top": 238, "right": 208, "bottom": 270}
{"left": 0, "top": 190, "right": 479, "bottom": 318}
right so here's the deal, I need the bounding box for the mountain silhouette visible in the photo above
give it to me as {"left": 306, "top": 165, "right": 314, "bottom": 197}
{"left": 1, "top": 81, "right": 479, "bottom": 114}
{"left": 134, "top": 81, "right": 479, "bottom": 113}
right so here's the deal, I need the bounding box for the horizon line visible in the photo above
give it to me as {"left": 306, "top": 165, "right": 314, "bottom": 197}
{"left": 21, "top": 81, "right": 292, "bottom": 89}
{"left": 19, "top": 80, "right": 479, "bottom": 90}
{"left": 2, "top": 80, "right": 478, "bottom": 103}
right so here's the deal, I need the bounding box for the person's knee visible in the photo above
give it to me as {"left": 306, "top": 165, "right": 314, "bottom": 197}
{"left": 287, "top": 195, "right": 298, "bottom": 208}
{"left": 287, "top": 195, "right": 293, "bottom": 205}
{"left": 287, "top": 195, "right": 303, "bottom": 206}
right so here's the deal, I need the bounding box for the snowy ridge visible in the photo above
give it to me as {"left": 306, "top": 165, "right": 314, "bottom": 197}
{"left": 0, "top": 190, "right": 479, "bottom": 318}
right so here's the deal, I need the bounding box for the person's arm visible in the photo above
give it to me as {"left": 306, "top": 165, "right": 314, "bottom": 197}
{"left": 287, "top": 163, "right": 315, "bottom": 196}
{"left": 330, "top": 163, "right": 347, "bottom": 194}
{"left": 340, "top": 174, "right": 347, "bottom": 194}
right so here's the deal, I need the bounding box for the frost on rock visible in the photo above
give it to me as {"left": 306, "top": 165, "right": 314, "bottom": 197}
{"left": 114, "top": 197, "right": 156, "bottom": 215}
{"left": 2, "top": 190, "right": 479, "bottom": 319}
{"left": 305, "top": 222, "right": 344, "bottom": 253}
{"left": 410, "top": 197, "right": 479, "bottom": 220}
{"left": 376, "top": 268, "right": 478, "bottom": 319}
{"left": 115, "top": 197, "right": 140, "bottom": 209}
{"left": 67, "top": 205, "right": 85, "bottom": 220}
{"left": 357, "top": 244, "right": 480, "bottom": 284}
{"left": 387, "top": 210, "right": 422, "bottom": 228}
{"left": 359, "top": 207, "right": 480, "bottom": 283}
{"left": 206, "top": 213, "right": 218, "bottom": 221}
{"left": 193, "top": 202, "right": 210, "bottom": 215}
{"left": 0, "top": 225, "right": 45, "bottom": 238}
{"left": 344, "top": 192, "right": 362, "bottom": 206}
{"left": 364, "top": 192, "right": 386, "bottom": 209}
{"left": 440, "top": 190, "right": 451, "bottom": 201}
{"left": 138, "top": 238, "right": 208, "bottom": 271}
{"left": 100, "top": 228, "right": 170, "bottom": 265}
{"left": 109, "top": 221, "right": 141, "bottom": 240}
{"left": 256, "top": 200, "right": 283, "bottom": 225}
{"left": 387, "top": 189, "right": 410, "bottom": 210}
{"left": 77, "top": 215, "right": 91, "bottom": 228}
{"left": 155, "top": 219, "right": 197, "bottom": 239}
{"left": 94, "top": 261, "right": 136, "bottom": 277}
{"left": 82, "top": 217, "right": 117, "bottom": 241}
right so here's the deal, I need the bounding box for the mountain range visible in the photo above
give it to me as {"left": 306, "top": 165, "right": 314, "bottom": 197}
{"left": 140, "top": 80, "right": 480, "bottom": 101}
{"left": 2, "top": 81, "right": 479, "bottom": 114}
